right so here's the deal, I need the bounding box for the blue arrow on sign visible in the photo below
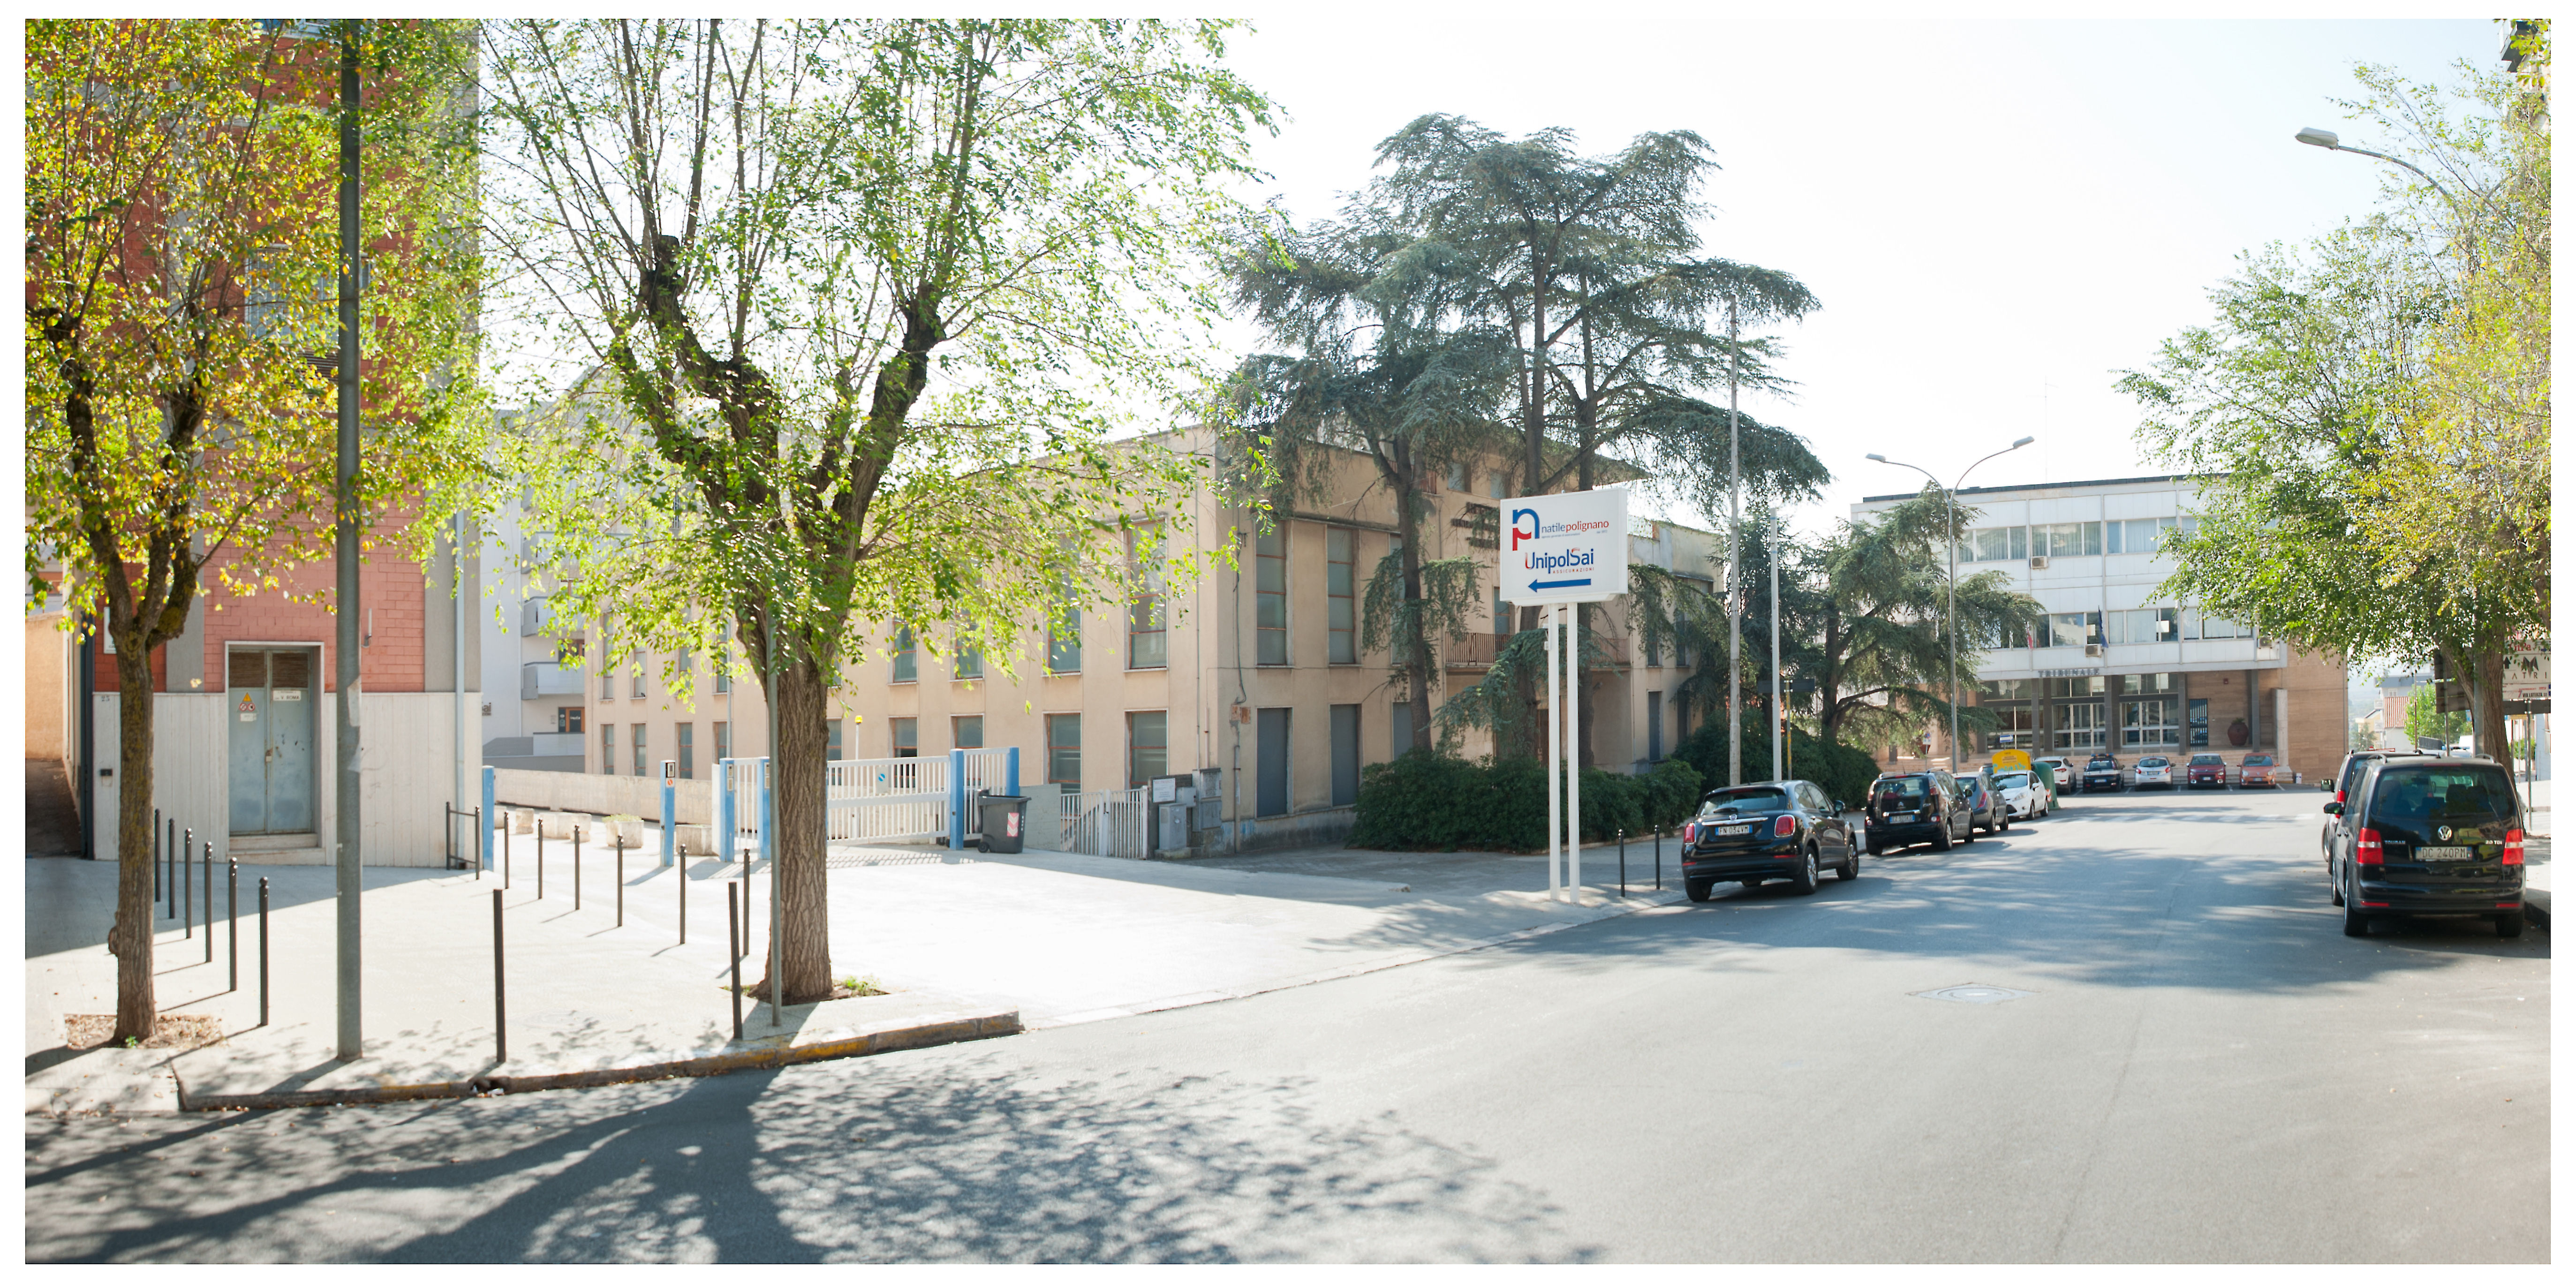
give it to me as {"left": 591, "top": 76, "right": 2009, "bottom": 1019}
{"left": 1529, "top": 578, "right": 1593, "bottom": 591}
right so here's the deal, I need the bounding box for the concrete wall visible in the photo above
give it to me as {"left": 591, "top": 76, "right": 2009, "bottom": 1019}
{"left": 490, "top": 767, "right": 716, "bottom": 827}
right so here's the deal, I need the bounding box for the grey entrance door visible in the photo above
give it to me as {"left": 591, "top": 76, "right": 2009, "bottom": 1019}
{"left": 227, "top": 649, "right": 316, "bottom": 835}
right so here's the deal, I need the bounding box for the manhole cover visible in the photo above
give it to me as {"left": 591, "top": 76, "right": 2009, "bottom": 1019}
{"left": 1914, "top": 984, "right": 2034, "bottom": 1005}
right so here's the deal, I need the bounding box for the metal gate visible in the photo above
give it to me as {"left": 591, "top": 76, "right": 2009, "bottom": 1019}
{"left": 1056, "top": 786, "right": 1150, "bottom": 859}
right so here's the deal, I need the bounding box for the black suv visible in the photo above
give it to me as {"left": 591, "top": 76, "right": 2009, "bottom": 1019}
{"left": 1863, "top": 770, "right": 1972, "bottom": 854}
{"left": 2319, "top": 749, "right": 2430, "bottom": 863}
{"left": 1680, "top": 780, "right": 1858, "bottom": 901}
{"left": 2080, "top": 753, "right": 2123, "bottom": 793}
{"left": 2323, "top": 757, "right": 2526, "bottom": 938}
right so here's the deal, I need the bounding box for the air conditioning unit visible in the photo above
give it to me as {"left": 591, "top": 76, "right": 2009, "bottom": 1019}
{"left": 2084, "top": 644, "right": 2105, "bottom": 658}
{"left": 2029, "top": 556, "right": 2050, "bottom": 570}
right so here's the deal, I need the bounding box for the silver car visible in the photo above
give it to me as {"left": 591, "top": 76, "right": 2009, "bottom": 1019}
{"left": 2131, "top": 755, "right": 2175, "bottom": 790}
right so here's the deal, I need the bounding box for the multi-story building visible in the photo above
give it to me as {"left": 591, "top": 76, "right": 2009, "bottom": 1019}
{"left": 1852, "top": 473, "right": 2348, "bottom": 780}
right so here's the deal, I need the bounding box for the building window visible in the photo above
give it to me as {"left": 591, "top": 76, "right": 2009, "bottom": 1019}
{"left": 556, "top": 705, "right": 584, "bottom": 734}
{"left": 2122, "top": 695, "right": 2181, "bottom": 748}
{"left": 954, "top": 715, "right": 983, "bottom": 749}
{"left": 633, "top": 723, "right": 647, "bottom": 775}
{"left": 2054, "top": 702, "right": 2107, "bottom": 751}
{"left": 1128, "top": 532, "right": 1167, "bottom": 670}
{"left": 2032, "top": 521, "right": 2103, "bottom": 558}
{"left": 827, "top": 718, "right": 843, "bottom": 762}
{"left": 602, "top": 724, "right": 616, "bottom": 774}
{"left": 713, "top": 644, "right": 729, "bottom": 693}
{"left": 2194, "top": 613, "right": 2255, "bottom": 640}
{"left": 1255, "top": 525, "right": 1288, "bottom": 665}
{"left": 1255, "top": 708, "right": 1290, "bottom": 816}
{"left": 891, "top": 717, "right": 917, "bottom": 759}
{"left": 1327, "top": 528, "right": 1356, "bottom": 664}
{"left": 2108, "top": 608, "right": 2181, "bottom": 645}
{"left": 1128, "top": 710, "right": 1167, "bottom": 790}
{"left": 602, "top": 660, "right": 617, "bottom": 700}
{"left": 954, "top": 634, "right": 981, "bottom": 681}
{"left": 1494, "top": 588, "right": 1511, "bottom": 638}
{"left": 1048, "top": 581, "right": 1081, "bottom": 673}
{"left": 1960, "top": 526, "right": 2030, "bottom": 563}
{"left": 678, "top": 723, "right": 695, "bottom": 779}
{"left": 633, "top": 663, "right": 647, "bottom": 698}
{"left": 891, "top": 626, "right": 917, "bottom": 683}
{"left": 1488, "top": 470, "right": 1507, "bottom": 499}
{"left": 714, "top": 721, "right": 730, "bottom": 763}
{"left": 1330, "top": 704, "right": 1360, "bottom": 806}
{"left": 1047, "top": 713, "right": 1081, "bottom": 788}
{"left": 1647, "top": 690, "right": 1664, "bottom": 761}
{"left": 2106, "top": 516, "right": 2193, "bottom": 555}
{"left": 1446, "top": 461, "right": 1469, "bottom": 492}
{"left": 2047, "top": 611, "right": 2104, "bottom": 648}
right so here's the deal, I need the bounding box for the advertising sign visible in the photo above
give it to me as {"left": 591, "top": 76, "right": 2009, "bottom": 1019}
{"left": 1500, "top": 488, "right": 1631, "bottom": 606}
{"left": 1990, "top": 748, "right": 2032, "bottom": 774}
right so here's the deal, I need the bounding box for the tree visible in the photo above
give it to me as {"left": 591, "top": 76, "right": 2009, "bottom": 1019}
{"left": 2404, "top": 681, "right": 2470, "bottom": 747}
{"left": 482, "top": 20, "right": 1273, "bottom": 1004}
{"left": 25, "top": 19, "right": 481, "bottom": 1041}
{"left": 1226, "top": 213, "right": 1519, "bottom": 754}
{"left": 2123, "top": 42, "right": 2546, "bottom": 763}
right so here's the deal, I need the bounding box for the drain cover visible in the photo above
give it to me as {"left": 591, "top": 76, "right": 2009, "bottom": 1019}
{"left": 1914, "top": 984, "right": 2033, "bottom": 1005}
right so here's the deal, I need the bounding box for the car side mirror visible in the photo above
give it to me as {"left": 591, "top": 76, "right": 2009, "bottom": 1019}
{"left": 2322, "top": 801, "right": 2342, "bottom": 815}
{"left": 2316, "top": 780, "right": 2332, "bottom": 792}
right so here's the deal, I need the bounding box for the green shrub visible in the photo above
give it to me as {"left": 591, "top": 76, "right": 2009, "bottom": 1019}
{"left": 1673, "top": 718, "right": 1881, "bottom": 812}
{"left": 1352, "top": 752, "right": 1706, "bottom": 851}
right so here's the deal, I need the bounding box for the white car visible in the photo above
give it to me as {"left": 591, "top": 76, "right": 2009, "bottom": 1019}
{"left": 2131, "top": 755, "right": 2175, "bottom": 790}
{"left": 1993, "top": 770, "right": 2049, "bottom": 820}
{"left": 2035, "top": 757, "right": 2073, "bottom": 789}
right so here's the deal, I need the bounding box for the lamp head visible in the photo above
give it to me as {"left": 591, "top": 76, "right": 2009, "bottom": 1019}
{"left": 1864, "top": 453, "right": 1889, "bottom": 463}
{"left": 2011, "top": 436, "right": 2035, "bottom": 449}
{"left": 2295, "top": 126, "right": 2340, "bottom": 150}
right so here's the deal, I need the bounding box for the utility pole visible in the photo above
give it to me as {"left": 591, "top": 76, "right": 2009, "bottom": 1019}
{"left": 333, "top": 17, "right": 365, "bottom": 1062}
{"left": 1770, "top": 529, "right": 1783, "bottom": 782}
{"left": 1726, "top": 299, "right": 1741, "bottom": 787}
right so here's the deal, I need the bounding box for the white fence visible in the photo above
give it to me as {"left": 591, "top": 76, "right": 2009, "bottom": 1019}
{"left": 1056, "top": 786, "right": 1152, "bottom": 859}
{"left": 717, "top": 747, "right": 1019, "bottom": 855}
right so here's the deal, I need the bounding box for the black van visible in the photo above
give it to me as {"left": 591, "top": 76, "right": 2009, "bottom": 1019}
{"left": 2323, "top": 757, "right": 2527, "bottom": 938}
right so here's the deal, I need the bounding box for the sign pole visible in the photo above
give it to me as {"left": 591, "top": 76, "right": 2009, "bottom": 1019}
{"left": 1545, "top": 605, "right": 1561, "bottom": 901}
{"left": 1569, "top": 604, "right": 1582, "bottom": 901}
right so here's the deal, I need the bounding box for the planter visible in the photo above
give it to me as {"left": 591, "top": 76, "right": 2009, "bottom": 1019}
{"left": 2226, "top": 719, "right": 2250, "bottom": 747}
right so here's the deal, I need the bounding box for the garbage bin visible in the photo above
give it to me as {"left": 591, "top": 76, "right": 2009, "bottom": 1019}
{"left": 978, "top": 794, "right": 1030, "bottom": 854}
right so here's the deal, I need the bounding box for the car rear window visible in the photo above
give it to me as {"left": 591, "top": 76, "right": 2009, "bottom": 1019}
{"left": 2191, "top": 755, "right": 2222, "bottom": 765}
{"left": 1872, "top": 777, "right": 1932, "bottom": 805}
{"left": 1994, "top": 772, "right": 2030, "bottom": 789}
{"left": 2368, "top": 765, "right": 2516, "bottom": 834}
{"left": 1698, "top": 788, "right": 1789, "bottom": 817}
{"left": 2140, "top": 757, "right": 2169, "bottom": 767}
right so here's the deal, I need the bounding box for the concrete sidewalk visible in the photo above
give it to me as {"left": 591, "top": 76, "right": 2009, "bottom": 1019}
{"left": 27, "top": 830, "right": 1676, "bottom": 1114}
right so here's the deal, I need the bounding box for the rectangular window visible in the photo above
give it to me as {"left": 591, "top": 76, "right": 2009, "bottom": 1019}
{"left": 633, "top": 723, "right": 647, "bottom": 775}
{"left": 2054, "top": 701, "right": 2106, "bottom": 751}
{"left": 891, "top": 627, "right": 917, "bottom": 683}
{"left": 2107, "top": 515, "right": 2180, "bottom": 556}
{"left": 2122, "top": 695, "right": 2181, "bottom": 747}
{"left": 1128, "top": 710, "right": 1168, "bottom": 790}
{"left": 633, "top": 660, "right": 647, "bottom": 698}
{"left": 1391, "top": 701, "right": 1413, "bottom": 757}
{"left": 603, "top": 660, "right": 617, "bottom": 699}
{"left": 1255, "top": 708, "right": 1290, "bottom": 816}
{"left": 1647, "top": 690, "right": 1664, "bottom": 761}
{"left": 1128, "top": 532, "right": 1167, "bottom": 670}
{"left": 1962, "top": 526, "right": 2028, "bottom": 563}
{"left": 2195, "top": 614, "right": 2254, "bottom": 641}
{"left": 827, "top": 718, "right": 843, "bottom": 762}
{"left": 954, "top": 634, "right": 982, "bottom": 681}
{"left": 1256, "top": 525, "right": 1288, "bottom": 666}
{"left": 1488, "top": 471, "right": 1507, "bottom": 499}
{"left": 1048, "top": 580, "right": 1081, "bottom": 673}
{"left": 602, "top": 724, "right": 616, "bottom": 774}
{"left": 891, "top": 718, "right": 918, "bottom": 759}
{"left": 1330, "top": 704, "right": 1360, "bottom": 807}
{"left": 2048, "top": 611, "right": 2105, "bottom": 648}
{"left": 1980, "top": 678, "right": 2037, "bottom": 701}
{"left": 2033, "top": 521, "right": 2103, "bottom": 558}
{"left": 556, "top": 705, "right": 584, "bottom": 734}
{"left": 713, "top": 646, "right": 729, "bottom": 694}
{"left": 678, "top": 723, "right": 695, "bottom": 779}
{"left": 1494, "top": 588, "right": 1511, "bottom": 638}
{"left": 1327, "top": 528, "right": 1356, "bottom": 664}
{"left": 2108, "top": 608, "right": 2180, "bottom": 645}
{"left": 1446, "top": 461, "right": 1469, "bottom": 492}
{"left": 954, "top": 715, "right": 983, "bottom": 749}
{"left": 1047, "top": 713, "right": 1081, "bottom": 788}
{"left": 715, "top": 721, "right": 731, "bottom": 763}
{"left": 1646, "top": 626, "right": 1662, "bottom": 668}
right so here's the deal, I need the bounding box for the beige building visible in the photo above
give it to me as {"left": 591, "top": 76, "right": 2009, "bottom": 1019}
{"left": 557, "top": 428, "right": 1726, "bottom": 852}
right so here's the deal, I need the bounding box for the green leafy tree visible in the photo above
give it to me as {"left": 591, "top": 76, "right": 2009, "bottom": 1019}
{"left": 2403, "top": 681, "right": 2470, "bottom": 747}
{"left": 25, "top": 19, "right": 481, "bottom": 1041}
{"left": 481, "top": 19, "right": 1273, "bottom": 1004}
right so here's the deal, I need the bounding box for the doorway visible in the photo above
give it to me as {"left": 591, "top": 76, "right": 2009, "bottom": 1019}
{"left": 227, "top": 647, "right": 317, "bottom": 836}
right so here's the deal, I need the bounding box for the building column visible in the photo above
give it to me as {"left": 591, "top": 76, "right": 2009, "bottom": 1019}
{"left": 2244, "top": 669, "right": 2260, "bottom": 749}
{"left": 2277, "top": 685, "right": 2290, "bottom": 767}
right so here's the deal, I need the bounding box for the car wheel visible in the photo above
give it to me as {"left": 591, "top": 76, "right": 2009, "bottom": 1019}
{"left": 1999, "top": 811, "right": 2011, "bottom": 833}
{"left": 2329, "top": 870, "right": 2344, "bottom": 906}
{"left": 1864, "top": 839, "right": 1885, "bottom": 857}
{"left": 1836, "top": 847, "right": 1860, "bottom": 881}
{"left": 1792, "top": 846, "right": 1821, "bottom": 896}
{"left": 1933, "top": 822, "right": 1953, "bottom": 852}
{"left": 2494, "top": 911, "right": 2525, "bottom": 940}
{"left": 1685, "top": 879, "right": 1713, "bottom": 903}
{"left": 2340, "top": 875, "right": 2370, "bottom": 937}
{"left": 1959, "top": 818, "right": 1975, "bottom": 845}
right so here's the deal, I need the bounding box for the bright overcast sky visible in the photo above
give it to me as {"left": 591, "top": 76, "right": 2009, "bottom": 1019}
{"left": 1215, "top": 16, "right": 2502, "bottom": 539}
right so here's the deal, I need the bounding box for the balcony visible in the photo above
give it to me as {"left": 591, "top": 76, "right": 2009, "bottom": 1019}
{"left": 521, "top": 661, "right": 587, "bottom": 700}
{"left": 521, "top": 596, "right": 558, "bottom": 634}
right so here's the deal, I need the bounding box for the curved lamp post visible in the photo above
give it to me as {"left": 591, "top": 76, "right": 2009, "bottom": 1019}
{"left": 1866, "top": 437, "right": 2034, "bottom": 770}
{"left": 2295, "top": 126, "right": 2475, "bottom": 267}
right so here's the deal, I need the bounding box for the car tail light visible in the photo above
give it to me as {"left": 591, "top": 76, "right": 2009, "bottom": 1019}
{"left": 2502, "top": 829, "right": 2524, "bottom": 866}
{"left": 2356, "top": 828, "right": 2384, "bottom": 866}
{"left": 2334, "top": 789, "right": 2346, "bottom": 804}
{"left": 1772, "top": 815, "right": 1796, "bottom": 838}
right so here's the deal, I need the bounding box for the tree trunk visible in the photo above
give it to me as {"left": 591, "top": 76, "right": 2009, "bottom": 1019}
{"left": 1399, "top": 506, "right": 1435, "bottom": 754}
{"left": 111, "top": 642, "right": 158, "bottom": 1043}
{"left": 755, "top": 652, "right": 834, "bottom": 1007}
{"left": 2472, "top": 640, "right": 2512, "bottom": 764}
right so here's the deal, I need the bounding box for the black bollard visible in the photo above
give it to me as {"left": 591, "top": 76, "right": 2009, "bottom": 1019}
{"left": 1655, "top": 823, "right": 1662, "bottom": 891}
{"left": 537, "top": 819, "right": 545, "bottom": 900}
{"left": 183, "top": 829, "right": 193, "bottom": 938}
{"left": 203, "top": 840, "right": 213, "bottom": 963}
{"left": 574, "top": 826, "right": 583, "bottom": 912}
{"left": 678, "top": 843, "right": 688, "bottom": 946}
{"left": 727, "top": 882, "right": 743, "bottom": 1042}
{"left": 504, "top": 810, "right": 514, "bottom": 891}
{"left": 153, "top": 808, "right": 162, "bottom": 907}
{"left": 491, "top": 888, "right": 507, "bottom": 1064}
{"left": 257, "top": 878, "right": 271, "bottom": 1028}
{"left": 615, "top": 832, "right": 625, "bottom": 928}
{"left": 474, "top": 806, "right": 483, "bottom": 881}
{"left": 1619, "top": 828, "right": 1627, "bottom": 898}
{"left": 227, "top": 860, "right": 239, "bottom": 991}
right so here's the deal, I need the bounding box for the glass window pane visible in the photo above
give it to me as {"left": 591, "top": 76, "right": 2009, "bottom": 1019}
{"left": 1047, "top": 714, "right": 1080, "bottom": 787}
{"left": 1129, "top": 711, "right": 1167, "bottom": 789}
{"left": 954, "top": 716, "right": 982, "bottom": 749}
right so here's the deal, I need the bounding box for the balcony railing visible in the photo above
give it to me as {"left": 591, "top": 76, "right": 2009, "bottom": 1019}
{"left": 521, "top": 661, "right": 587, "bottom": 700}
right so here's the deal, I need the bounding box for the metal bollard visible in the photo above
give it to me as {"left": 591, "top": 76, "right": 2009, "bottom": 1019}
{"left": 504, "top": 810, "right": 514, "bottom": 891}
{"left": 203, "top": 840, "right": 214, "bottom": 963}
{"left": 727, "top": 882, "right": 743, "bottom": 1042}
{"left": 1655, "top": 823, "right": 1662, "bottom": 891}
{"left": 491, "top": 888, "right": 507, "bottom": 1064}
{"left": 615, "top": 832, "right": 625, "bottom": 928}
{"left": 537, "top": 819, "right": 545, "bottom": 900}
{"left": 574, "top": 826, "right": 584, "bottom": 912}
{"left": 678, "top": 843, "right": 688, "bottom": 946}
{"left": 165, "top": 816, "right": 176, "bottom": 917}
{"left": 1619, "top": 828, "right": 1627, "bottom": 898}
{"left": 474, "top": 806, "right": 483, "bottom": 881}
{"left": 257, "top": 878, "right": 271, "bottom": 1028}
{"left": 153, "top": 808, "right": 162, "bottom": 907}
{"left": 227, "top": 860, "right": 239, "bottom": 991}
{"left": 183, "top": 829, "right": 193, "bottom": 938}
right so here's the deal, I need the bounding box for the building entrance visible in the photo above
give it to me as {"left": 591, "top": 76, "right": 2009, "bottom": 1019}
{"left": 227, "top": 648, "right": 317, "bottom": 836}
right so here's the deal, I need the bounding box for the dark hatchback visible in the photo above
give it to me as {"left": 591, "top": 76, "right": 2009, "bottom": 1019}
{"left": 1680, "top": 780, "right": 1858, "bottom": 902}
{"left": 2325, "top": 758, "right": 2526, "bottom": 938}
{"left": 2080, "top": 753, "right": 2123, "bottom": 793}
{"left": 1862, "top": 770, "right": 1972, "bottom": 855}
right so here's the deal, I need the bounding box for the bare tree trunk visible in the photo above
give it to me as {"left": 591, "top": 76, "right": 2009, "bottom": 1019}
{"left": 2472, "top": 639, "right": 2512, "bottom": 764}
{"left": 111, "top": 646, "right": 158, "bottom": 1043}
{"left": 756, "top": 654, "right": 834, "bottom": 1007}
{"left": 1401, "top": 517, "right": 1435, "bottom": 753}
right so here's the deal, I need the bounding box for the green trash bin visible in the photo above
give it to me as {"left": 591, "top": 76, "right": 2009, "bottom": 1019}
{"left": 978, "top": 794, "right": 1030, "bottom": 854}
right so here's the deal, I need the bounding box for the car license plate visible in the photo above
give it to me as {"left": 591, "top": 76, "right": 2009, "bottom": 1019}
{"left": 2417, "top": 846, "right": 2472, "bottom": 861}
{"left": 1719, "top": 824, "right": 1752, "bottom": 836}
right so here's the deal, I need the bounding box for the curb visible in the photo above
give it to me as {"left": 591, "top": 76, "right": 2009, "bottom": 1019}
{"left": 176, "top": 1009, "right": 1020, "bottom": 1111}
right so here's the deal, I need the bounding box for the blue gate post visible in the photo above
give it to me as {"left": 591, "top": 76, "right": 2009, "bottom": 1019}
{"left": 717, "top": 758, "right": 735, "bottom": 864}
{"left": 949, "top": 747, "right": 968, "bottom": 850}
{"left": 660, "top": 760, "right": 677, "bottom": 868}
{"left": 1005, "top": 746, "right": 1020, "bottom": 798}
{"left": 756, "top": 757, "right": 771, "bottom": 867}
{"left": 481, "top": 765, "right": 496, "bottom": 871}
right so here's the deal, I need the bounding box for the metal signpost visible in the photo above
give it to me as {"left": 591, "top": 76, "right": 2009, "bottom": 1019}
{"left": 1503, "top": 488, "right": 1630, "bottom": 904}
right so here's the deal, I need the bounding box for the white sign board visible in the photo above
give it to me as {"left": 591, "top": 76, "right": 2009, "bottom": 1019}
{"left": 1501, "top": 488, "right": 1630, "bottom": 606}
{"left": 2503, "top": 648, "right": 2550, "bottom": 701}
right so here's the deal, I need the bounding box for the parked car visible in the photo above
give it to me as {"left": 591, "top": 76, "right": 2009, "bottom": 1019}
{"left": 2035, "top": 756, "right": 2073, "bottom": 789}
{"left": 1680, "top": 779, "right": 1859, "bottom": 902}
{"left": 2081, "top": 753, "right": 2124, "bottom": 793}
{"left": 2131, "top": 755, "right": 2175, "bottom": 790}
{"left": 2320, "top": 749, "right": 2431, "bottom": 864}
{"left": 2323, "top": 757, "right": 2525, "bottom": 938}
{"left": 1993, "top": 768, "right": 2053, "bottom": 820}
{"left": 1954, "top": 772, "right": 2009, "bottom": 835}
{"left": 2185, "top": 753, "right": 2230, "bottom": 789}
{"left": 2239, "top": 753, "right": 2282, "bottom": 788}
{"left": 1862, "top": 770, "right": 1973, "bottom": 855}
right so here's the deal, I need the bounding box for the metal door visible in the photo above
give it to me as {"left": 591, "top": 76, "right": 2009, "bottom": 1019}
{"left": 227, "top": 649, "right": 316, "bottom": 835}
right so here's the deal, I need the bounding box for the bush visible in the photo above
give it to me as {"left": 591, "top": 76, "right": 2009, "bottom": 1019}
{"left": 1352, "top": 752, "right": 1707, "bottom": 851}
{"left": 1672, "top": 718, "right": 1881, "bottom": 812}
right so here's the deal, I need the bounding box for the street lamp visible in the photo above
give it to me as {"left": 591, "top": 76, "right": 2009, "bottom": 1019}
{"left": 1866, "top": 437, "right": 2035, "bottom": 771}
{"left": 2295, "top": 126, "right": 2476, "bottom": 268}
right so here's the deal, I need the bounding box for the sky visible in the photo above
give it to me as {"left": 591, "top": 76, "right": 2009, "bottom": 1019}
{"left": 1212, "top": 16, "right": 2503, "bottom": 545}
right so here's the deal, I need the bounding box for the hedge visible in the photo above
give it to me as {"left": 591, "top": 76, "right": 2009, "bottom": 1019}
{"left": 1348, "top": 753, "right": 1704, "bottom": 852}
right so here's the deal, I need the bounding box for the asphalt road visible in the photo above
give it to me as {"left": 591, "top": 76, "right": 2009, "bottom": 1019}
{"left": 26, "top": 787, "right": 2549, "bottom": 1263}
